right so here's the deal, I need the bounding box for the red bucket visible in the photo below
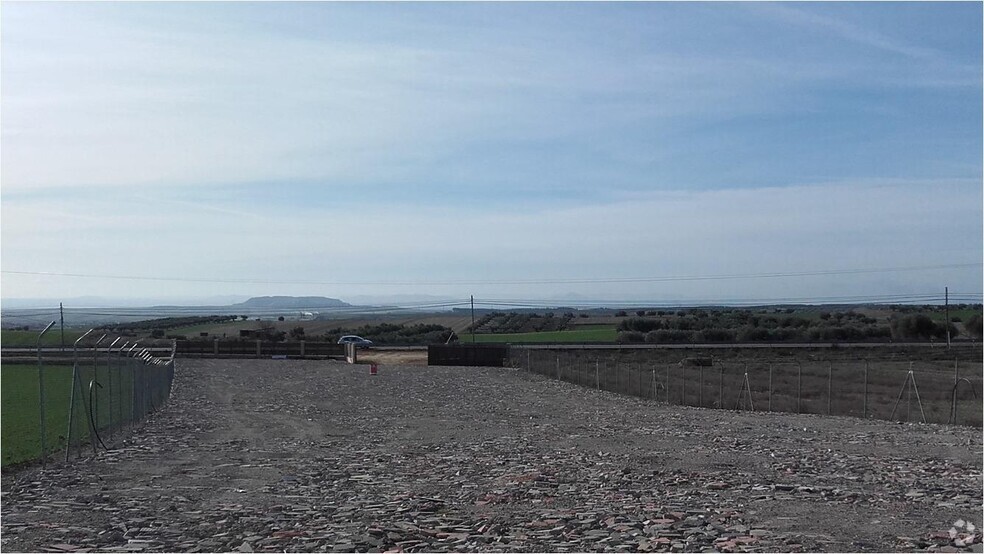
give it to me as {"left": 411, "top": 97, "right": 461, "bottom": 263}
{"left": 369, "top": 363, "right": 378, "bottom": 375}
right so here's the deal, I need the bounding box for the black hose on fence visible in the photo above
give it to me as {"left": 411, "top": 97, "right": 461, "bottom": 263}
{"left": 87, "top": 380, "right": 108, "bottom": 450}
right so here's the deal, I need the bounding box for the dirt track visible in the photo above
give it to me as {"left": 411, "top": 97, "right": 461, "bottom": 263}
{"left": 1, "top": 359, "right": 982, "bottom": 553}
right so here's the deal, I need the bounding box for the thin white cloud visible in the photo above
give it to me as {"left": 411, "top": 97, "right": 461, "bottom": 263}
{"left": 756, "top": 3, "right": 946, "bottom": 63}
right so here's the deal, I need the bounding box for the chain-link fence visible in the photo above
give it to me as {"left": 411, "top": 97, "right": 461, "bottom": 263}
{"left": 1, "top": 327, "right": 176, "bottom": 468}
{"left": 510, "top": 348, "right": 983, "bottom": 427}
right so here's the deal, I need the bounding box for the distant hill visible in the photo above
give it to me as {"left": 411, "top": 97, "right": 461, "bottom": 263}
{"left": 233, "top": 296, "right": 351, "bottom": 309}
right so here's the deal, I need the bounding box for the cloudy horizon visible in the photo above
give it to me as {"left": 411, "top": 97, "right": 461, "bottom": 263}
{"left": 2, "top": 2, "right": 981, "bottom": 306}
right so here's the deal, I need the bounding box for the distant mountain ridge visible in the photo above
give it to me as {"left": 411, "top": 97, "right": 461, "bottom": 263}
{"left": 233, "top": 296, "right": 351, "bottom": 309}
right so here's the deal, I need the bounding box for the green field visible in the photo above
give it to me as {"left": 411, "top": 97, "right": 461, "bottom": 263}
{"left": 469, "top": 326, "right": 617, "bottom": 343}
{"left": 1, "top": 329, "right": 89, "bottom": 348}
{"left": 1, "top": 364, "right": 76, "bottom": 466}
{"left": 0, "top": 361, "right": 166, "bottom": 467}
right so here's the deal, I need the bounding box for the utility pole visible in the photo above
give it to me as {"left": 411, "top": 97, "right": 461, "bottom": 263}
{"left": 60, "top": 303, "right": 65, "bottom": 349}
{"left": 945, "top": 287, "right": 950, "bottom": 349}
{"left": 471, "top": 295, "right": 475, "bottom": 343}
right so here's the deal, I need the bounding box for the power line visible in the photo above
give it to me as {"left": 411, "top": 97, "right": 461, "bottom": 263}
{"left": 2, "top": 262, "right": 981, "bottom": 287}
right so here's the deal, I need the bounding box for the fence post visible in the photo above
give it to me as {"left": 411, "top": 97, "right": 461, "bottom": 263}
{"left": 556, "top": 354, "right": 560, "bottom": 381}
{"left": 652, "top": 367, "right": 656, "bottom": 399}
{"left": 767, "top": 364, "right": 772, "bottom": 412}
{"left": 107, "top": 338, "right": 120, "bottom": 442}
{"left": 300, "top": 340, "right": 305, "bottom": 358}
{"left": 863, "top": 360, "right": 868, "bottom": 419}
{"left": 91, "top": 335, "right": 107, "bottom": 436}
{"left": 66, "top": 329, "right": 94, "bottom": 462}
{"left": 698, "top": 365, "right": 703, "bottom": 408}
{"left": 718, "top": 365, "right": 724, "bottom": 409}
{"left": 827, "top": 361, "right": 832, "bottom": 416}
{"left": 637, "top": 364, "right": 642, "bottom": 398}
{"left": 615, "top": 361, "right": 619, "bottom": 393}
{"left": 797, "top": 362, "right": 802, "bottom": 414}
{"left": 118, "top": 345, "right": 126, "bottom": 431}
{"left": 36, "top": 321, "right": 56, "bottom": 469}
{"left": 256, "top": 340, "right": 262, "bottom": 357}
{"left": 907, "top": 365, "right": 912, "bottom": 422}
{"left": 666, "top": 365, "right": 671, "bottom": 403}
{"left": 128, "top": 343, "right": 140, "bottom": 425}
{"left": 680, "top": 365, "right": 686, "bottom": 406}
{"left": 595, "top": 361, "right": 600, "bottom": 389}
{"left": 214, "top": 338, "right": 219, "bottom": 356}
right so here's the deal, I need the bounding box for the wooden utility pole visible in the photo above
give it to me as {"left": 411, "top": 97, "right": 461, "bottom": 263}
{"left": 471, "top": 295, "right": 475, "bottom": 343}
{"left": 60, "top": 303, "right": 65, "bottom": 349}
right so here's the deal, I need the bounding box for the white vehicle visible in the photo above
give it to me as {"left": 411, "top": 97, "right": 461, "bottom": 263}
{"left": 337, "top": 335, "right": 373, "bottom": 346}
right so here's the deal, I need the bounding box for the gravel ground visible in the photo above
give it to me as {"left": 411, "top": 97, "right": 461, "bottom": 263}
{"left": 1, "top": 359, "right": 982, "bottom": 553}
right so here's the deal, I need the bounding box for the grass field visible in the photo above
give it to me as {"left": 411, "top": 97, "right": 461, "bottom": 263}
{"left": 469, "top": 326, "right": 617, "bottom": 343}
{"left": 1, "top": 364, "right": 76, "bottom": 466}
{"left": 0, "top": 360, "right": 167, "bottom": 467}
{"left": 1, "top": 329, "right": 89, "bottom": 348}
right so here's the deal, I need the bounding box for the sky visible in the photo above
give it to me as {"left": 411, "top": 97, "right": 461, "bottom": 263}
{"left": 1, "top": 2, "right": 982, "bottom": 307}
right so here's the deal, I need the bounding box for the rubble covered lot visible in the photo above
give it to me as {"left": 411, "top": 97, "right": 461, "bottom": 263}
{"left": 1, "top": 359, "right": 981, "bottom": 553}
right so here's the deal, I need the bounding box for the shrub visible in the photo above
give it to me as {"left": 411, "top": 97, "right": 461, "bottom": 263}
{"left": 617, "top": 331, "right": 645, "bottom": 343}
{"left": 615, "top": 311, "right": 628, "bottom": 317}
{"left": 966, "top": 314, "right": 983, "bottom": 339}
{"left": 737, "top": 326, "right": 771, "bottom": 342}
{"left": 889, "top": 314, "right": 948, "bottom": 340}
{"left": 697, "top": 328, "right": 735, "bottom": 342}
{"left": 645, "top": 329, "right": 691, "bottom": 343}
{"left": 619, "top": 318, "right": 662, "bottom": 333}
{"left": 636, "top": 310, "right": 646, "bottom": 317}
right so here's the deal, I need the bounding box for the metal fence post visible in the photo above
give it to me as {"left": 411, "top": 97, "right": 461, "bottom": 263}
{"left": 128, "top": 343, "right": 140, "bottom": 424}
{"left": 680, "top": 365, "right": 686, "bottom": 406}
{"left": 595, "top": 361, "right": 600, "bottom": 389}
{"left": 637, "top": 364, "right": 643, "bottom": 398}
{"left": 863, "top": 360, "right": 868, "bottom": 419}
{"left": 107, "top": 338, "right": 120, "bottom": 442}
{"left": 666, "top": 365, "right": 671, "bottom": 403}
{"left": 615, "top": 361, "right": 619, "bottom": 393}
{"left": 797, "top": 362, "right": 802, "bottom": 414}
{"left": 718, "top": 365, "right": 724, "bottom": 409}
{"left": 36, "top": 321, "right": 56, "bottom": 469}
{"left": 699, "top": 364, "right": 703, "bottom": 408}
{"left": 118, "top": 343, "right": 127, "bottom": 431}
{"left": 66, "top": 329, "right": 94, "bottom": 462}
{"left": 767, "top": 364, "right": 772, "bottom": 412}
{"left": 827, "top": 361, "right": 832, "bottom": 416}
{"left": 91, "top": 335, "right": 107, "bottom": 435}
{"left": 651, "top": 367, "right": 656, "bottom": 399}
{"left": 906, "top": 365, "right": 912, "bottom": 422}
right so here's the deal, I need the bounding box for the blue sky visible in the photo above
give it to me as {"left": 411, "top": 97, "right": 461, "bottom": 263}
{"left": 1, "top": 2, "right": 981, "bottom": 305}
